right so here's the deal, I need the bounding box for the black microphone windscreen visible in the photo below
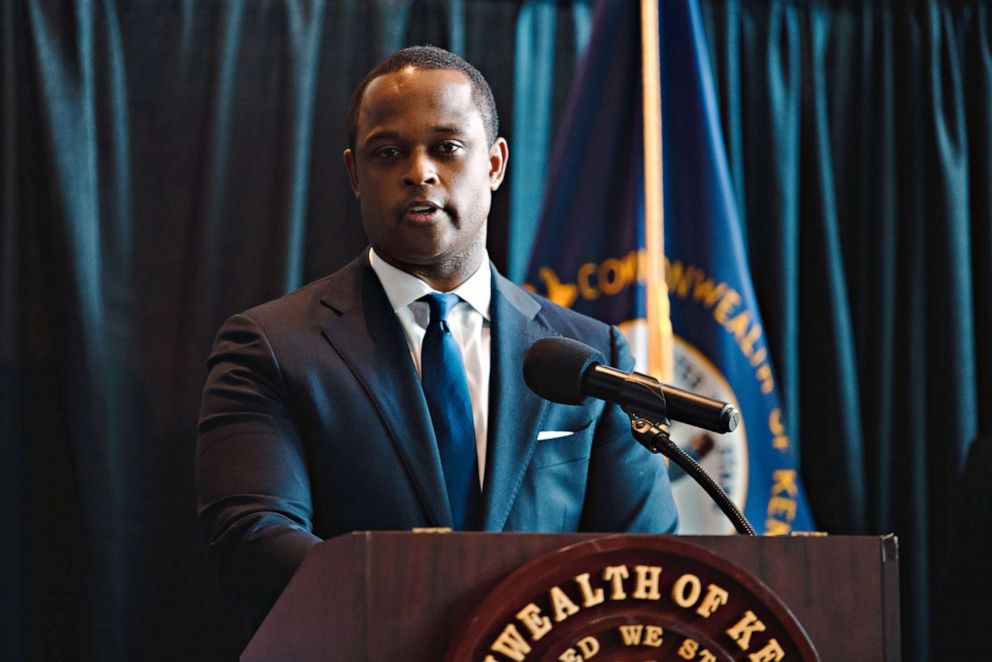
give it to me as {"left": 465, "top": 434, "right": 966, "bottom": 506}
{"left": 523, "top": 337, "right": 605, "bottom": 405}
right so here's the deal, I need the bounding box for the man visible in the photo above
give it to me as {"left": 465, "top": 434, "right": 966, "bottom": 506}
{"left": 196, "top": 46, "right": 678, "bottom": 628}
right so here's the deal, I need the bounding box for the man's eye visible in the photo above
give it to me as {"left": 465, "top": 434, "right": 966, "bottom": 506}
{"left": 375, "top": 147, "right": 401, "bottom": 159}
{"left": 436, "top": 141, "right": 462, "bottom": 154}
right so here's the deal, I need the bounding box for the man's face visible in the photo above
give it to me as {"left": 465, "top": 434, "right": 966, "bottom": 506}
{"left": 344, "top": 68, "right": 508, "bottom": 286}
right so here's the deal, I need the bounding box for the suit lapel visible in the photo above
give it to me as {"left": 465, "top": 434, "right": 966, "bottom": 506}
{"left": 318, "top": 257, "right": 452, "bottom": 527}
{"left": 481, "top": 271, "right": 551, "bottom": 531}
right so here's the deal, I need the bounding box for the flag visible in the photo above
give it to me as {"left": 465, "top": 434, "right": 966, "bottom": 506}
{"left": 523, "top": 0, "right": 815, "bottom": 534}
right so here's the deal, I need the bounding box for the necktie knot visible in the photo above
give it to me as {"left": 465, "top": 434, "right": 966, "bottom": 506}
{"left": 421, "top": 292, "right": 460, "bottom": 323}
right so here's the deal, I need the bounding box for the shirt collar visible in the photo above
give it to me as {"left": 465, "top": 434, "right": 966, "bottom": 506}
{"left": 368, "top": 247, "right": 492, "bottom": 320}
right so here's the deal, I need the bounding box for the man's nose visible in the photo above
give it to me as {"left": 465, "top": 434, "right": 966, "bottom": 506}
{"left": 403, "top": 151, "right": 439, "bottom": 186}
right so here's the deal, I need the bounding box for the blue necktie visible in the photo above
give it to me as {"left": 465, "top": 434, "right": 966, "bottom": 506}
{"left": 419, "top": 293, "right": 480, "bottom": 530}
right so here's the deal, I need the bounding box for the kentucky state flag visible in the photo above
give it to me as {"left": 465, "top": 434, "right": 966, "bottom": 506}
{"left": 523, "top": 0, "right": 815, "bottom": 534}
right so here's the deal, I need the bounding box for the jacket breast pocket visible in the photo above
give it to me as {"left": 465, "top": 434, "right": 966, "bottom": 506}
{"left": 512, "top": 415, "right": 595, "bottom": 532}
{"left": 530, "top": 417, "right": 594, "bottom": 469}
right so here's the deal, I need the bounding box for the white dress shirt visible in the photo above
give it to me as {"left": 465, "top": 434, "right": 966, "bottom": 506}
{"left": 368, "top": 248, "right": 491, "bottom": 487}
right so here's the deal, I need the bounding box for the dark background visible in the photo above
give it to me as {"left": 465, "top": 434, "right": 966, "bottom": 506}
{"left": 2, "top": 0, "right": 989, "bottom": 659}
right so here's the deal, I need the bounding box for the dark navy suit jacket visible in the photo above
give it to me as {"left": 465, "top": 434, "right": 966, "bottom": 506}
{"left": 196, "top": 254, "right": 677, "bottom": 625}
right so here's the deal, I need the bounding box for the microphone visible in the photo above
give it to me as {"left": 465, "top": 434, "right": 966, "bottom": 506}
{"left": 523, "top": 337, "right": 739, "bottom": 434}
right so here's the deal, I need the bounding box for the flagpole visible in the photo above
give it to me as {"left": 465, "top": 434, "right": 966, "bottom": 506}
{"left": 640, "top": 0, "right": 674, "bottom": 382}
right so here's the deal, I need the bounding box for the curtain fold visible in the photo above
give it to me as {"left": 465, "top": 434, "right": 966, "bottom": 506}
{"left": 797, "top": 0, "right": 868, "bottom": 535}
{"left": 508, "top": 0, "right": 556, "bottom": 282}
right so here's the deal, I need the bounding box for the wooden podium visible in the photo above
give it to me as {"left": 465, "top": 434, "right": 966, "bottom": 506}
{"left": 243, "top": 532, "right": 900, "bottom": 661}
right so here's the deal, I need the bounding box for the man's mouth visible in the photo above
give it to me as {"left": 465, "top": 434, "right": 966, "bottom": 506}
{"left": 403, "top": 200, "right": 444, "bottom": 223}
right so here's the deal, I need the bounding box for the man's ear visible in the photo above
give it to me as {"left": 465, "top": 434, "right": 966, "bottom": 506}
{"left": 488, "top": 137, "right": 509, "bottom": 191}
{"left": 343, "top": 148, "right": 360, "bottom": 197}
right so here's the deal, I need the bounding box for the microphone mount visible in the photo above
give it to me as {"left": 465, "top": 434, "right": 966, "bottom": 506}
{"left": 622, "top": 403, "right": 756, "bottom": 536}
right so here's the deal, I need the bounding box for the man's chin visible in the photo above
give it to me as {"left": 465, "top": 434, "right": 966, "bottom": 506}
{"left": 374, "top": 243, "right": 483, "bottom": 279}
{"left": 373, "top": 247, "right": 444, "bottom": 272}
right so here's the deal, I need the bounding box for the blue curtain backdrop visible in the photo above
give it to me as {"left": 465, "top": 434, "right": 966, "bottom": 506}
{"left": 2, "top": 0, "right": 989, "bottom": 660}
{"left": 690, "top": 3, "right": 990, "bottom": 659}
{"left": 1, "top": 1, "right": 587, "bottom": 659}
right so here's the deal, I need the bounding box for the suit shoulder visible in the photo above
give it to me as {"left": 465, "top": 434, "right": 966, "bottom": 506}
{"left": 241, "top": 273, "right": 334, "bottom": 321}
{"left": 531, "top": 289, "right": 612, "bottom": 328}
{"left": 502, "top": 280, "right": 619, "bottom": 350}
{"left": 236, "top": 258, "right": 365, "bottom": 330}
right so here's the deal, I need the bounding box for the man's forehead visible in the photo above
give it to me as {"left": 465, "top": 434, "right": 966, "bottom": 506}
{"left": 367, "top": 65, "right": 471, "bottom": 94}
{"left": 356, "top": 68, "right": 483, "bottom": 138}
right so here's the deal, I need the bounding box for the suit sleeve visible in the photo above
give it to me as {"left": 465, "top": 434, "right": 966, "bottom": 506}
{"left": 196, "top": 313, "right": 321, "bottom": 628}
{"left": 578, "top": 325, "right": 679, "bottom": 533}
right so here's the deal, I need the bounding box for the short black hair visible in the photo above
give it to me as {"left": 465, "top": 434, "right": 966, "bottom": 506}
{"left": 346, "top": 45, "right": 499, "bottom": 149}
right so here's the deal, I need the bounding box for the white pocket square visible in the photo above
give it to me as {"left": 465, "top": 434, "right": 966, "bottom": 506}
{"left": 537, "top": 430, "right": 574, "bottom": 441}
